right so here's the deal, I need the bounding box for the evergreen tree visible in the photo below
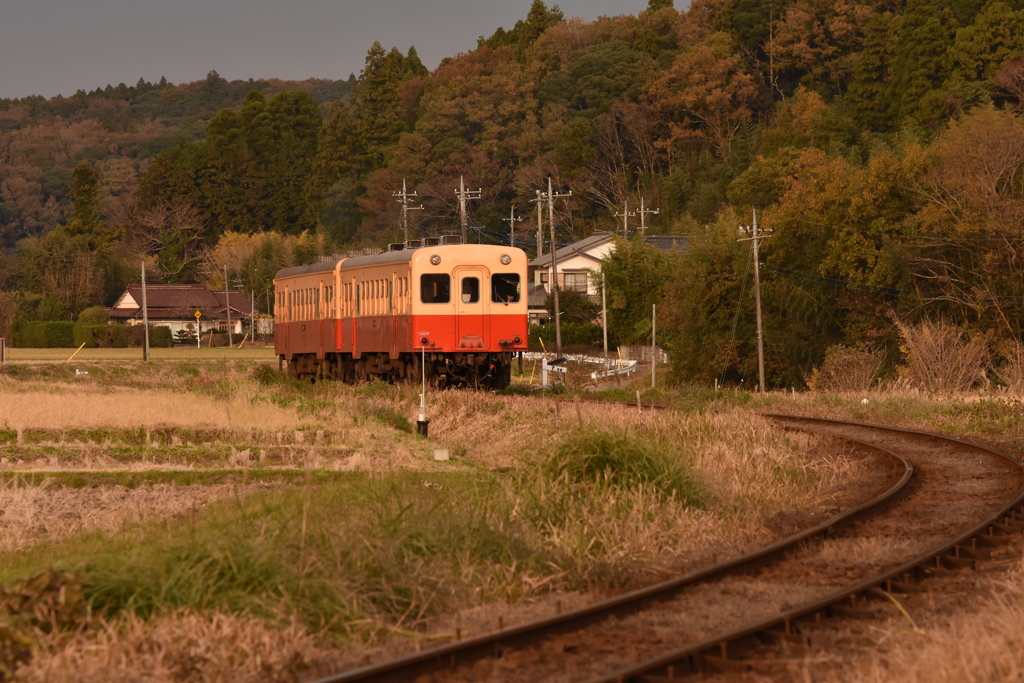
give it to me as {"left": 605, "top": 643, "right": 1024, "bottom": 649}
{"left": 68, "top": 161, "right": 101, "bottom": 232}
{"left": 404, "top": 46, "right": 429, "bottom": 78}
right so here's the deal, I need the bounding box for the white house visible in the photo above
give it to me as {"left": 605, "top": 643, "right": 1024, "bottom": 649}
{"left": 526, "top": 232, "right": 689, "bottom": 325}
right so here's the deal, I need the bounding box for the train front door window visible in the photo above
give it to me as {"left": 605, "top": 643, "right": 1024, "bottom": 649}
{"left": 461, "top": 277, "right": 479, "bottom": 304}
{"left": 456, "top": 268, "right": 486, "bottom": 348}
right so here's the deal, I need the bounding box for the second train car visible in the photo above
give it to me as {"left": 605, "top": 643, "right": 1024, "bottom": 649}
{"left": 273, "top": 240, "right": 528, "bottom": 389}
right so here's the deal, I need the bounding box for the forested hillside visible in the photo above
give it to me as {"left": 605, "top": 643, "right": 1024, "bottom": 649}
{"left": 4, "top": 0, "right": 1024, "bottom": 387}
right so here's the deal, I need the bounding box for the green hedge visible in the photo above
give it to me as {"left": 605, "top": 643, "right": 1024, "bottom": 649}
{"left": 16, "top": 322, "right": 75, "bottom": 348}
{"left": 19, "top": 322, "right": 172, "bottom": 348}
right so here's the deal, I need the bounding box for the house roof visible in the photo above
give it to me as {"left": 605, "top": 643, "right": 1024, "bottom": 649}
{"left": 528, "top": 284, "right": 548, "bottom": 308}
{"left": 212, "top": 290, "right": 253, "bottom": 314}
{"left": 109, "top": 285, "right": 251, "bottom": 321}
{"left": 528, "top": 232, "right": 615, "bottom": 268}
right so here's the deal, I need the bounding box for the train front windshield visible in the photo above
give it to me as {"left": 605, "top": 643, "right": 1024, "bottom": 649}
{"left": 491, "top": 274, "right": 521, "bottom": 303}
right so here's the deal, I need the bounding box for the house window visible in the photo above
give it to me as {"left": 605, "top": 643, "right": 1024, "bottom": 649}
{"left": 421, "top": 274, "right": 450, "bottom": 303}
{"left": 564, "top": 272, "right": 588, "bottom": 292}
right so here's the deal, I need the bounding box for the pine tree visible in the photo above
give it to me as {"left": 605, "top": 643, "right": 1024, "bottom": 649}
{"left": 68, "top": 161, "right": 101, "bottom": 233}
{"left": 404, "top": 46, "right": 429, "bottom": 78}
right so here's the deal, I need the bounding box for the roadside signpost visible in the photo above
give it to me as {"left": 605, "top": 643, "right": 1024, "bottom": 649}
{"left": 194, "top": 310, "right": 202, "bottom": 350}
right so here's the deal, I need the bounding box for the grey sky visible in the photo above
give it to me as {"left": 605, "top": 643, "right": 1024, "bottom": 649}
{"left": 0, "top": 1, "right": 654, "bottom": 100}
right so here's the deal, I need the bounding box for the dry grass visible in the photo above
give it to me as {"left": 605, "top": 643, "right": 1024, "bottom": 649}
{"left": 838, "top": 560, "right": 1024, "bottom": 682}
{"left": 0, "top": 384, "right": 319, "bottom": 432}
{"left": 6, "top": 347, "right": 275, "bottom": 361}
{"left": 0, "top": 483, "right": 272, "bottom": 553}
{"left": 16, "top": 609, "right": 326, "bottom": 683}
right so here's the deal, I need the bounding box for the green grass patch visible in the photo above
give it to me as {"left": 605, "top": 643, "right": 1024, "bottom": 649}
{"left": 544, "top": 428, "right": 707, "bottom": 506}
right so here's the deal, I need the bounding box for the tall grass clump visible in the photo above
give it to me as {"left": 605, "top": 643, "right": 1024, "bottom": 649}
{"left": 543, "top": 429, "right": 706, "bottom": 507}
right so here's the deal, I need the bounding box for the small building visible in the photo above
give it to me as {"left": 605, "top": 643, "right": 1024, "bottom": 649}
{"left": 108, "top": 284, "right": 252, "bottom": 336}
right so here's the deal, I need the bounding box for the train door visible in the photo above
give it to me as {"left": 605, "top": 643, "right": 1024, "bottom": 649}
{"left": 454, "top": 267, "right": 487, "bottom": 349}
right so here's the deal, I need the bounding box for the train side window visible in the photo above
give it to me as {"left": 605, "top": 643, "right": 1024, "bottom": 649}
{"left": 461, "top": 277, "right": 480, "bottom": 304}
{"left": 491, "top": 273, "right": 521, "bottom": 303}
{"left": 421, "top": 274, "right": 450, "bottom": 303}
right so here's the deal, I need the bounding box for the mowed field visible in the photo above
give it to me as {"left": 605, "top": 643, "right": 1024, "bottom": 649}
{"left": 3, "top": 358, "right": 1024, "bottom": 681}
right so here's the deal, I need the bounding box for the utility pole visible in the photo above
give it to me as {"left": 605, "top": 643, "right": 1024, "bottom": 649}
{"left": 224, "top": 264, "right": 233, "bottom": 348}
{"left": 651, "top": 303, "right": 656, "bottom": 389}
{"left": 393, "top": 178, "right": 423, "bottom": 244}
{"left": 614, "top": 199, "right": 635, "bottom": 238}
{"left": 601, "top": 271, "right": 609, "bottom": 371}
{"left": 531, "top": 190, "right": 547, "bottom": 259}
{"left": 502, "top": 204, "right": 523, "bottom": 248}
{"left": 455, "top": 176, "right": 481, "bottom": 243}
{"left": 547, "top": 177, "right": 572, "bottom": 355}
{"left": 141, "top": 260, "right": 150, "bottom": 361}
{"left": 637, "top": 197, "right": 660, "bottom": 237}
{"left": 739, "top": 209, "right": 771, "bottom": 394}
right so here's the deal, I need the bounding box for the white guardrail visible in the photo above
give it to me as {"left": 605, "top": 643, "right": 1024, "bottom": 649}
{"left": 521, "top": 352, "right": 639, "bottom": 384}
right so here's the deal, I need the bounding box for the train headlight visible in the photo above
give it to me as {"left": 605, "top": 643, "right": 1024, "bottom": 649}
{"left": 421, "top": 337, "right": 430, "bottom": 345}
{"left": 514, "top": 336, "right": 522, "bottom": 345}
{"left": 430, "top": 255, "right": 441, "bottom": 265}
{"left": 500, "top": 254, "right": 511, "bottom": 265}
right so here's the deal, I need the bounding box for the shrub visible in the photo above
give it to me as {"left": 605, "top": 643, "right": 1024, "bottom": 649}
{"left": 529, "top": 322, "right": 604, "bottom": 350}
{"left": 894, "top": 318, "right": 989, "bottom": 392}
{"left": 73, "top": 325, "right": 108, "bottom": 349}
{"left": 806, "top": 345, "right": 884, "bottom": 392}
{"left": 544, "top": 429, "right": 706, "bottom": 506}
{"left": 76, "top": 306, "right": 109, "bottom": 326}
{"left": 149, "top": 326, "right": 173, "bottom": 348}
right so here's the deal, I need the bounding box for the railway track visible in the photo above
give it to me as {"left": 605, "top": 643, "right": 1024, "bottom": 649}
{"left": 312, "top": 414, "right": 1024, "bottom": 683}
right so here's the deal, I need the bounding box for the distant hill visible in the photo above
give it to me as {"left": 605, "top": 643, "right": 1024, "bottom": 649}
{"left": 0, "top": 71, "right": 353, "bottom": 247}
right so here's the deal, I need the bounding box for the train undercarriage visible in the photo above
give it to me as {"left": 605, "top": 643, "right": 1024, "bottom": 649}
{"left": 283, "top": 351, "right": 516, "bottom": 390}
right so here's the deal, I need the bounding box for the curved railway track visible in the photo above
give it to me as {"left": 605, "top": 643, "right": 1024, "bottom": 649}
{"left": 311, "top": 414, "right": 1024, "bottom": 683}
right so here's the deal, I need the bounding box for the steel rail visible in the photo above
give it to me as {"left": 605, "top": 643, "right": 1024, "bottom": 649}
{"left": 594, "top": 414, "right": 1024, "bottom": 682}
{"left": 311, "top": 425, "right": 912, "bottom": 683}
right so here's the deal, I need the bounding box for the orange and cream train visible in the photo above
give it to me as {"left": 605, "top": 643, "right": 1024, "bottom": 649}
{"left": 273, "top": 240, "right": 528, "bottom": 389}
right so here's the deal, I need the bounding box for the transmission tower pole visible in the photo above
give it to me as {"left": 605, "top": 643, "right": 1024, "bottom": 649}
{"left": 637, "top": 197, "right": 660, "bottom": 236}
{"left": 614, "top": 199, "right": 635, "bottom": 238}
{"left": 455, "top": 176, "right": 481, "bottom": 243}
{"left": 502, "top": 204, "right": 523, "bottom": 248}
{"left": 546, "top": 177, "right": 572, "bottom": 355}
{"left": 392, "top": 178, "right": 422, "bottom": 244}
{"left": 739, "top": 209, "right": 771, "bottom": 394}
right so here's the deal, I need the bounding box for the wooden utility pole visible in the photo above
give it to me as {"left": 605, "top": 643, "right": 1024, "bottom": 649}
{"left": 651, "top": 304, "right": 656, "bottom": 389}
{"left": 224, "top": 264, "right": 233, "bottom": 348}
{"left": 739, "top": 209, "right": 770, "bottom": 394}
{"left": 455, "top": 176, "right": 481, "bottom": 243}
{"left": 141, "top": 261, "right": 150, "bottom": 361}
{"left": 532, "top": 190, "right": 546, "bottom": 259}
{"left": 601, "top": 272, "right": 609, "bottom": 371}
{"left": 614, "top": 199, "right": 635, "bottom": 238}
{"left": 393, "top": 178, "right": 422, "bottom": 244}
{"left": 546, "top": 177, "right": 572, "bottom": 355}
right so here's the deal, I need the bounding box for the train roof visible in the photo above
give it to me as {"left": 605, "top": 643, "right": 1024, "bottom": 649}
{"left": 274, "top": 243, "right": 524, "bottom": 280}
